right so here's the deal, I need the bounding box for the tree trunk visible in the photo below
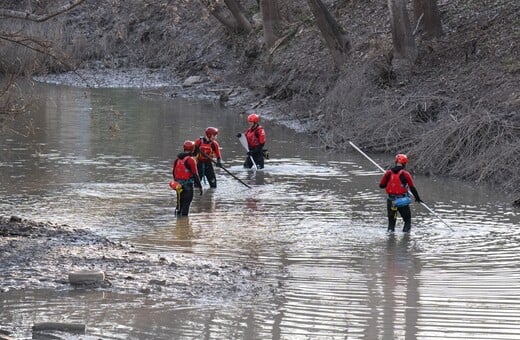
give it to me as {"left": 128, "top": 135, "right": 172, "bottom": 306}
{"left": 260, "top": 0, "right": 281, "bottom": 48}
{"left": 200, "top": 0, "right": 251, "bottom": 32}
{"left": 224, "top": 0, "right": 252, "bottom": 33}
{"left": 412, "top": 0, "right": 443, "bottom": 38}
{"left": 201, "top": 0, "right": 241, "bottom": 31}
{"left": 307, "top": 0, "right": 350, "bottom": 67}
{"left": 387, "top": 0, "right": 417, "bottom": 63}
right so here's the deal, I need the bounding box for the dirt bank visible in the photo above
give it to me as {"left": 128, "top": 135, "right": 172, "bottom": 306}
{"left": 2, "top": 0, "right": 518, "bottom": 196}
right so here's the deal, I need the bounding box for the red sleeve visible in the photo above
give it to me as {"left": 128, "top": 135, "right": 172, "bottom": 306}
{"left": 403, "top": 171, "right": 415, "bottom": 187}
{"left": 379, "top": 170, "right": 391, "bottom": 187}
{"left": 212, "top": 141, "right": 222, "bottom": 159}
{"left": 172, "top": 159, "right": 177, "bottom": 177}
{"left": 186, "top": 157, "right": 199, "bottom": 176}
{"left": 257, "top": 127, "right": 266, "bottom": 145}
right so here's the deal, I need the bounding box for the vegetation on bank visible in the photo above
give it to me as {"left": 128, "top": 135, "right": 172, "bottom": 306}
{"left": 0, "top": 0, "right": 518, "bottom": 199}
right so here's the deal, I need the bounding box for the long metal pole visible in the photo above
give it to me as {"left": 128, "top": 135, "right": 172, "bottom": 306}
{"left": 349, "top": 141, "right": 454, "bottom": 231}
{"left": 198, "top": 150, "right": 251, "bottom": 189}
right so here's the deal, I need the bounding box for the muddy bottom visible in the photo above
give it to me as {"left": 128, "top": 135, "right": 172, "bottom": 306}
{"left": 0, "top": 215, "right": 272, "bottom": 300}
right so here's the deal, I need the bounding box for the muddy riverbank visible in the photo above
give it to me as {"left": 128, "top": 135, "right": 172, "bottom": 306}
{"left": 0, "top": 215, "right": 272, "bottom": 299}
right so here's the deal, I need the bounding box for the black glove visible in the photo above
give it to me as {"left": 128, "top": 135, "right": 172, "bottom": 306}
{"left": 236, "top": 133, "right": 242, "bottom": 138}
{"left": 216, "top": 160, "right": 222, "bottom": 168}
{"left": 415, "top": 197, "right": 423, "bottom": 203}
{"left": 247, "top": 151, "right": 253, "bottom": 156}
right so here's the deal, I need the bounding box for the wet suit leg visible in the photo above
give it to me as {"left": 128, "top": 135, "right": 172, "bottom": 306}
{"left": 196, "top": 162, "right": 206, "bottom": 186}
{"left": 253, "top": 151, "right": 264, "bottom": 169}
{"left": 178, "top": 184, "right": 194, "bottom": 216}
{"left": 387, "top": 198, "right": 412, "bottom": 232}
{"left": 386, "top": 199, "right": 397, "bottom": 232}
{"left": 399, "top": 205, "right": 412, "bottom": 232}
{"left": 243, "top": 150, "right": 264, "bottom": 169}
{"left": 204, "top": 163, "right": 217, "bottom": 188}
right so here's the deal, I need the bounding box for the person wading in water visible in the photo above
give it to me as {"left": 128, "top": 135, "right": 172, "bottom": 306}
{"left": 172, "top": 140, "right": 203, "bottom": 216}
{"left": 379, "top": 154, "right": 423, "bottom": 232}
{"left": 237, "top": 113, "right": 267, "bottom": 169}
{"left": 194, "top": 127, "right": 222, "bottom": 188}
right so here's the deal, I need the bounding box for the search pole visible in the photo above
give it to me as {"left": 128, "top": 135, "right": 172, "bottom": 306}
{"left": 349, "top": 141, "right": 454, "bottom": 231}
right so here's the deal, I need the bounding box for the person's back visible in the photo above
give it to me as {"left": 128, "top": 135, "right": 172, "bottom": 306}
{"left": 172, "top": 140, "right": 203, "bottom": 216}
{"left": 379, "top": 154, "right": 422, "bottom": 232}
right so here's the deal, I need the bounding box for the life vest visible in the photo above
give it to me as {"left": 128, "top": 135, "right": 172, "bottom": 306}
{"left": 245, "top": 125, "right": 265, "bottom": 148}
{"left": 385, "top": 170, "right": 408, "bottom": 195}
{"left": 173, "top": 156, "right": 193, "bottom": 181}
{"left": 196, "top": 138, "right": 219, "bottom": 162}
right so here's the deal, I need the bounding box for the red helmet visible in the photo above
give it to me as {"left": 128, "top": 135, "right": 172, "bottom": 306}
{"left": 205, "top": 127, "right": 218, "bottom": 138}
{"left": 183, "top": 140, "right": 195, "bottom": 152}
{"left": 247, "top": 113, "right": 260, "bottom": 123}
{"left": 395, "top": 154, "right": 408, "bottom": 165}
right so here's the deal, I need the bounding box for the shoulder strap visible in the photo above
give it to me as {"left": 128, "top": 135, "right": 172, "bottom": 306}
{"left": 184, "top": 157, "right": 192, "bottom": 172}
{"left": 397, "top": 170, "right": 408, "bottom": 185}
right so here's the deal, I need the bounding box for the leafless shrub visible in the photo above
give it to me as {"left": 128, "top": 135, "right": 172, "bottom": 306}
{"left": 0, "top": 74, "right": 30, "bottom": 128}
{"left": 319, "top": 63, "right": 425, "bottom": 150}
{"left": 412, "top": 107, "right": 519, "bottom": 191}
{"left": 318, "top": 62, "right": 519, "bottom": 195}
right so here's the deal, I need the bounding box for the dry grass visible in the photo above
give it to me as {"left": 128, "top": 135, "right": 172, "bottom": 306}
{"left": 318, "top": 63, "right": 519, "bottom": 194}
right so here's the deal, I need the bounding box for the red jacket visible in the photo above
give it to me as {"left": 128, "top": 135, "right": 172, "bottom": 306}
{"left": 379, "top": 166, "right": 415, "bottom": 195}
{"left": 245, "top": 124, "right": 266, "bottom": 148}
{"left": 195, "top": 137, "right": 221, "bottom": 163}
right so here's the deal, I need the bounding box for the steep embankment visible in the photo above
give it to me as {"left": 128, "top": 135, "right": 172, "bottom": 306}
{"left": 43, "top": 0, "right": 520, "bottom": 198}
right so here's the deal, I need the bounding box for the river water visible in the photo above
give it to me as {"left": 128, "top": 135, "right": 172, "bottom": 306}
{"left": 1, "top": 83, "right": 519, "bottom": 339}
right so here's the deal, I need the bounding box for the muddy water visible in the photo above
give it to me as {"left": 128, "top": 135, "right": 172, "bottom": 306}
{"left": 1, "top": 83, "right": 519, "bottom": 339}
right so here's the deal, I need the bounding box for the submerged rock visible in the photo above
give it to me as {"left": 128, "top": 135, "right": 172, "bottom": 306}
{"left": 68, "top": 270, "right": 106, "bottom": 286}
{"left": 32, "top": 322, "right": 86, "bottom": 337}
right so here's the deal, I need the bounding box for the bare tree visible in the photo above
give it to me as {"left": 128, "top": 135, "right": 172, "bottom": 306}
{"left": 387, "top": 0, "right": 417, "bottom": 62}
{"left": 412, "top": 0, "right": 443, "bottom": 38}
{"left": 0, "top": 0, "right": 85, "bottom": 22}
{"left": 201, "top": 0, "right": 241, "bottom": 31}
{"left": 201, "top": 0, "right": 252, "bottom": 33}
{"left": 260, "top": 0, "right": 281, "bottom": 48}
{"left": 0, "top": 0, "right": 87, "bottom": 125}
{"left": 224, "top": 0, "right": 252, "bottom": 33}
{"left": 307, "top": 0, "right": 350, "bottom": 67}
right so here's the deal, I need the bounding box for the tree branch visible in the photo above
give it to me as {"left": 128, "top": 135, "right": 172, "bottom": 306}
{"left": 0, "top": 0, "right": 86, "bottom": 22}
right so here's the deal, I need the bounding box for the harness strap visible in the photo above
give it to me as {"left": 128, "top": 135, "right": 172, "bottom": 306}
{"left": 388, "top": 194, "right": 407, "bottom": 199}
{"left": 177, "top": 179, "right": 193, "bottom": 185}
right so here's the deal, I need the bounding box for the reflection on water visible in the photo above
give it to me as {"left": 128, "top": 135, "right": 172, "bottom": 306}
{"left": 1, "top": 83, "right": 519, "bottom": 339}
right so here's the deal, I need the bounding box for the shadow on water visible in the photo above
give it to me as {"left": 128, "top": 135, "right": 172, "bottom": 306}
{"left": 0, "top": 83, "right": 519, "bottom": 339}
